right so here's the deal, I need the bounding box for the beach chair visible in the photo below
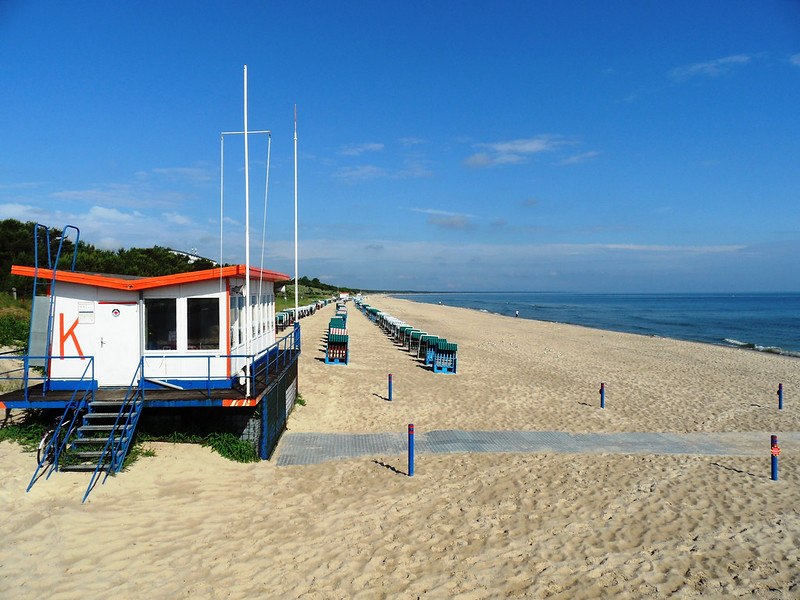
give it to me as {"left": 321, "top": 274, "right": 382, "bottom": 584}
{"left": 433, "top": 340, "right": 457, "bottom": 373}
{"left": 397, "top": 325, "right": 412, "bottom": 345}
{"left": 420, "top": 335, "right": 439, "bottom": 362}
{"left": 409, "top": 330, "right": 426, "bottom": 354}
{"left": 405, "top": 329, "right": 421, "bottom": 351}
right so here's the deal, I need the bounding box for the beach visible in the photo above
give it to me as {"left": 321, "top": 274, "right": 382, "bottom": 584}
{"left": 2, "top": 295, "right": 799, "bottom": 598}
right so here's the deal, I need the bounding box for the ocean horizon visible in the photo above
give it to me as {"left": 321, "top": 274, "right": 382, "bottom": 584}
{"left": 391, "top": 292, "right": 800, "bottom": 358}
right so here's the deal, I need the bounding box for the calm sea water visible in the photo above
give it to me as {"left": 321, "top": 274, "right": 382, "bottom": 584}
{"left": 391, "top": 292, "right": 800, "bottom": 358}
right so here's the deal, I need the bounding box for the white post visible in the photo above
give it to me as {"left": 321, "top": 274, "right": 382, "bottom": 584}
{"left": 294, "top": 105, "right": 299, "bottom": 318}
{"left": 243, "top": 65, "right": 251, "bottom": 397}
{"left": 219, "top": 133, "right": 224, "bottom": 290}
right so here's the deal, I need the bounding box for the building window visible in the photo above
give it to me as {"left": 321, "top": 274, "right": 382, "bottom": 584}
{"left": 145, "top": 298, "right": 177, "bottom": 350}
{"left": 188, "top": 298, "right": 220, "bottom": 350}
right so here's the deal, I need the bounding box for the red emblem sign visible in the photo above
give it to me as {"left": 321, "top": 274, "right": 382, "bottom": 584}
{"left": 771, "top": 446, "right": 781, "bottom": 457}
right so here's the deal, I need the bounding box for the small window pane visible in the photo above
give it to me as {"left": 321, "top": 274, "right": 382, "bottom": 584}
{"left": 146, "top": 299, "right": 176, "bottom": 350}
{"left": 188, "top": 298, "right": 219, "bottom": 350}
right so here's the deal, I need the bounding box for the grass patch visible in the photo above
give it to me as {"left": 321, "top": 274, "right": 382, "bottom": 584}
{"left": 138, "top": 430, "right": 259, "bottom": 463}
{"left": 0, "top": 410, "right": 50, "bottom": 452}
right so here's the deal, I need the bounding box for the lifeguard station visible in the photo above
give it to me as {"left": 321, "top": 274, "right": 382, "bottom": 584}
{"left": 0, "top": 224, "right": 300, "bottom": 501}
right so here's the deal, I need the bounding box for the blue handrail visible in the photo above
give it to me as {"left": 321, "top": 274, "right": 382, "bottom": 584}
{"left": 83, "top": 358, "right": 144, "bottom": 502}
{"left": 26, "top": 357, "right": 95, "bottom": 492}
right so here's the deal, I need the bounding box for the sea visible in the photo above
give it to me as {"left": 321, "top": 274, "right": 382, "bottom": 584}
{"left": 391, "top": 292, "right": 800, "bottom": 358}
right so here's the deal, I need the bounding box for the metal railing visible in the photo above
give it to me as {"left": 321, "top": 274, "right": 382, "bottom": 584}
{"left": 0, "top": 354, "right": 95, "bottom": 404}
{"left": 139, "top": 323, "right": 301, "bottom": 397}
{"left": 84, "top": 359, "right": 145, "bottom": 502}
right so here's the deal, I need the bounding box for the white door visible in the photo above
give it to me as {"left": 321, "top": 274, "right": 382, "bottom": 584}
{"left": 95, "top": 302, "right": 141, "bottom": 386}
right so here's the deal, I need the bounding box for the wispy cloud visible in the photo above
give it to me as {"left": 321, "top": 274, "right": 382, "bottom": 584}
{"left": 0, "top": 181, "right": 47, "bottom": 190}
{"left": 597, "top": 243, "right": 745, "bottom": 253}
{"left": 411, "top": 208, "right": 479, "bottom": 230}
{"left": 463, "top": 135, "right": 570, "bottom": 168}
{"left": 150, "top": 167, "right": 214, "bottom": 183}
{"left": 340, "top": 142, "right": 384, "bottom": 156}
{"left": 396, "top": 158, "right": 434, "bottom": 179}
{"left": 522, "top": 198, "right": 540, "bottom": 207}
{"left": 411, "top": 208, "right": 479, "bottom": 219}
{"left": 333, "top": 165, "right": 388, "bottom": 181}
{"left": 335, "top": 158, "right": 433, "bottom": 181}
{"left": 557, "top": 151, "right": 600, "bottom": 166}
{"left": 399, "top": 137, "right": 426, "bottom": 146}
{"left": 670, "top": 54, "right": 752, "bottom": 81}
{"left": 790, "top": 54, "right": 800, "bottom": 67}
{"left": 427, "top": 215, "right": 476, "bottom": 230}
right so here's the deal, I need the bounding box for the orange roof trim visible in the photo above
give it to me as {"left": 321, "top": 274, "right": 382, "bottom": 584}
{"left": 11, "top": 265, "right": 291, "bottom": 291}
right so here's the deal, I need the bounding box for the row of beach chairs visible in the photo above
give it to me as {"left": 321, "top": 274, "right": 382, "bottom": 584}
{"left": 325, "top": 303, "right": 349, "bottom": 365}
{"left": 354, "top": 300, "right": 457, "bottom": 373}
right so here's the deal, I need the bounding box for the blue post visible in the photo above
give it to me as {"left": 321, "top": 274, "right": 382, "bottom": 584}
{"left": 778, "top": 383, "right": 783, "bottom": 410}
{"left": 599, "top": 382, "right": 605, "bottom": 409}
{"left": 388, "top": 373, "right": 393, "bottom": 402}
{"left": 771, "top": 435, "right": 779, "bottom": 481}
{"left": 408, "top": 423, "right": 415, "bottom": 477}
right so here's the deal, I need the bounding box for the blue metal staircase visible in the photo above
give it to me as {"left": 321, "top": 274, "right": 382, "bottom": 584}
{"left": 81, "top": 362, "right": 145, "bottom": 502}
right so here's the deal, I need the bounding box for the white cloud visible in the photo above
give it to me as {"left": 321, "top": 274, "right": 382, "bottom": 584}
{"left": 340, "top": 143, "right": 384, "bottom": 156}
{"left": 790, "top": 54, "right": 800, "bottom": 67}
{"left": 0, "top": 182, "right": 47, "bottom": 190}
{"left": 558, "top": 151, "right": 600, "bottom": 166}
{"left": 333, "top": 165, "right": 388, "bottom": 181}
{"left": 151, "top": 167, "right": 214, "bottom": 183}
{"left": 163, "top": 212, "right": 193, "bottom": 226}
{"left": 461, "top": 152, "right": 493, "bottom": 168}
{"left": 411, "top": 208, "right": 480, "bottom": 219}
{"left": 463, "top": 135, "right": 570, "bottom": 168}
{"left": 670, "top": 54, "right": 751, "bottom": 81}
{"left": 427, "top": 215, "right": 476, "bottom": 230}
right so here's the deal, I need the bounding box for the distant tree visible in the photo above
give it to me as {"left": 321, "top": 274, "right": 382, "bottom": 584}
{"left": 0, "top": 219, "right": 216, "bottom": 296}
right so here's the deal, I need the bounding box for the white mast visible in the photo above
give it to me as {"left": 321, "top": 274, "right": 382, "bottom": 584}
{"left": 243, "top": 65, "right": 251, "bottom": 397}
{"left": 294, "top": 105, "right": 299, "bottom": 317}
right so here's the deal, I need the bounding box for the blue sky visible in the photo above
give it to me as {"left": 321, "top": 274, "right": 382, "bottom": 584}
{"left": 1, "top": 1, "right": 799, "bottom": 292}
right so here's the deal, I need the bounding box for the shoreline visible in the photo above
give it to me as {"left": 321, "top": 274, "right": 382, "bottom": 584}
{"left": 389, "top": 291, "right": 800, "bottom": 360}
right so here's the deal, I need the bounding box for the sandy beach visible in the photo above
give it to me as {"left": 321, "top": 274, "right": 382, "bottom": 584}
{"left": 2, "top": 295, "right": 799, "bottom": 598}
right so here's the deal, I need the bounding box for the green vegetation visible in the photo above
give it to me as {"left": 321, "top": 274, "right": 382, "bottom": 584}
{"left": 0, "top": 410, "right": 49, "bottom": 452}
{"left": 0, "top": 218, "right": 217, "bottom": 298}
{"left": 295, "top": 392, "right": 306, "bottom": 406}
{"left": 136, "top": 430, "right": 260, "bottom": 463}
{"left": 201, "top": 431, "right": 260, "bottom": 462}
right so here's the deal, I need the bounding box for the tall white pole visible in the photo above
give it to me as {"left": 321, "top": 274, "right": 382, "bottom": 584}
{"left": 243, "top": 65, "right": 251, "bottom": 397}
{"left": 219, "top": 133, "right": 224, "bottom": 290}
{"left": 294, "top": 105, "right": 299, "bottom": 317}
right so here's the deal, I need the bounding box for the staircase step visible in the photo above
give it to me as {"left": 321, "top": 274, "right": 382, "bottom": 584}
{"left": 79, "top": 424, "right": 130, "bottom": 432}
{"left": 85, "top": 412, "right": 122, "bottom": 419}
{"left": 89, "top": 401, "right": 127, "bottom": 409}
{"left": 71, "top": 450, "right": 108, "bottom": 459}
{"left": 61, "top": 463, "right": 107, "bottom": 472}
{"left": 72, "top": 436, "right": 120, "bottom": 445}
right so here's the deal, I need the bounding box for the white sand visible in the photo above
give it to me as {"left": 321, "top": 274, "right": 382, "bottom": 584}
{"left": 2, "top": 296, "right": 799, "bottom": 598}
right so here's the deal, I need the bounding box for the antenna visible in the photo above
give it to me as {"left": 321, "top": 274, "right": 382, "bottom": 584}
{"left": 243, "top": 65, "right": 251, "bottom": 398}
{"left": 294, "top": 104, "right": 299, "bottom": 317}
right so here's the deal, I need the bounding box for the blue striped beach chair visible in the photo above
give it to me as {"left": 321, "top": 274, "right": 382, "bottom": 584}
{"left": 433, "top": 340, "right": 457, "bottom": 373}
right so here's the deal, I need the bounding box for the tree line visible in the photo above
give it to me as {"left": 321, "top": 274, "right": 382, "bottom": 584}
{"left": 0, "top": 219, "right": 217, "bottom": 296}
{"left": 0, "top": 219, "right": 354, "bottom": 297}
